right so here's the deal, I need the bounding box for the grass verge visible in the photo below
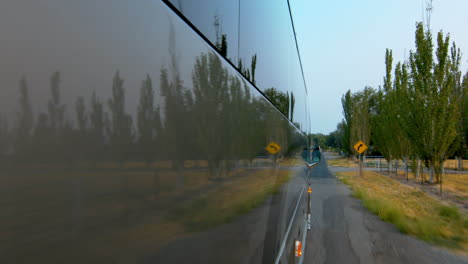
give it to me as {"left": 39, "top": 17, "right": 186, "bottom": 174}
{"left": 327, "top": 158, "right": 358, "bottom": 168}
{"left": 337, "top": 171, "right": 468, "bottom": 251}
{"left": 169, "top": 169, "right": 293, "bottom": 231}
{"left": 389, "top": 170, "right": 468, "bottom": 202}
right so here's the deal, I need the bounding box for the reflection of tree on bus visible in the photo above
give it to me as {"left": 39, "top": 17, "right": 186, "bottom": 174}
{"left": 302, "top": 147, "right": 310, "bottom": 164}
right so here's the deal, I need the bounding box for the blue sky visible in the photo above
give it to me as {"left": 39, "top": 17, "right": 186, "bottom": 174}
{"left": 291, "top": 0, "right": 468, "bottom": 134}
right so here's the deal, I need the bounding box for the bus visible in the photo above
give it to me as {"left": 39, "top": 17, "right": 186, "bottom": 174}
{"left": 0, "top": 1, "right": 311, "bottom": 263}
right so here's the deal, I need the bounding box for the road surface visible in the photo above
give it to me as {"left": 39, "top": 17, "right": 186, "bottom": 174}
{"left": 303, "top": 152, "right": 467, "bottom": 264}
{"left": 140, "top": 153, "right": 467, "bottom": 263}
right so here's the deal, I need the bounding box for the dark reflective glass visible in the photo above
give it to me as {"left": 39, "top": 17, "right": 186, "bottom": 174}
{"left": 166, "top": 0, "right": 240, "bottom": 62}
{"left": 0, "top": 1, "right": 309, "bottom": 263}
{"left": 166, "top": 0, "right": 310, "bottom": 133}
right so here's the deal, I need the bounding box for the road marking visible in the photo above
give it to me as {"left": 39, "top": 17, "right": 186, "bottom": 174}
{"left": 274, "top": 185, "right": 305, "bottom": 264}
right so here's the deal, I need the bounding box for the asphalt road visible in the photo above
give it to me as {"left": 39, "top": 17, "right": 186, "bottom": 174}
{"left": 139, "top": 153, "right": 467, "bottom": 264}
{"left": 303, "top": 152, "right": 467, "bottom": 264}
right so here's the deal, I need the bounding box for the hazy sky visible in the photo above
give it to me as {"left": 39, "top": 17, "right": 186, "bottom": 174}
{"left": 291, "top": 0, "right": 468, "bottom": 134}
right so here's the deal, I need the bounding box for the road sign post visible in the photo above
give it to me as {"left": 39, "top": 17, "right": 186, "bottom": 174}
{"left": 359, "top": 154, "right": 362, "bottom": 177}
{"left": 353, "top": 141, "right": 368, "bottom": 177}
{"left": 265, "top": 142, "right": 281, "bottom": 155}
{"left": 265, "top": 142, "right": 281, "bottom": 171}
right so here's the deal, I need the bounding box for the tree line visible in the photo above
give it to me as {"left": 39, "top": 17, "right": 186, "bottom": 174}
{"left": 331, "top": 22, "right": 467, "bottom": 191}
{"left": 0, "top": 51, "right": 306, "bottom": 179}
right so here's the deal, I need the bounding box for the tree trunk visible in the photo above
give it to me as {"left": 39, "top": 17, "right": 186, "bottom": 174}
{"left": 404, "top": 158, "right": 408, "bottom": 181}
{"left": 440, "top": 161, "right": 444, "bottom": 196}
{"left": 359, "top": 154, "right": 362, "bottom": 177}
{"left": 416, "top": 159, "right": 420, "bottom": 180}
{"left": 395, "top": 160, "right": 398, "bottom": 176}
{"left": 457, "top": 156, "right": 463, "bottom": 170}
{"left": 429, "top": 164, "right": 435, "bottom": 183}
{"left": 388, "top": 158, "right": 392, "bottom": 175}
{"left": 440, "top": 176, "right": 443, "bottom": 196}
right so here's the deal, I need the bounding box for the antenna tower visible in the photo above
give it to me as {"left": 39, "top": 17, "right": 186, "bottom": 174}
{"left": 214, "top": 15, "right": 222, "bottom": 45}
{"left": 425, "top": 0, "right": 433, "bottom": 31}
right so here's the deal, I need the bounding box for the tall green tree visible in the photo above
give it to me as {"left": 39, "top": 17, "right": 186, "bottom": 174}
{"left": 350, "top": 87, "right": 376, "bottom": 153}
{"left": 74, "top": 96, "right": 88, "bottom": 160}
{"left": 251, "top": 54, "right": 257, "bottom": 85}
{"left": 341, "top": 90, "right": 353, "bottom": 154}
{"left": 407, "top": 23, "right": 461, "bottom": 186}
{"left": 48, "top": 71, "right": 65, "bottom": 134}
{"left": 372, "top": 50, "right": 397, "bottom": 169}
{"left": 137, "top": 74, "right": 156, "bottom": 164}
{"left": 191, "top": 52, "right": 230, "bottom": 178}
{"left": 89, "top": 92, "right": 106, "bottom": 162}
{"left": 75, "top": 97, "right": 88, "bottom": 132}
{"left": 371, "top": 88, "right": 392, "bottom": 167}
{"left": 393, "top": 62, "right": 412, "bottom": 178}
{"left": 15, "top": 76, "right": 33, "bottom": 156}
{"left": 462, "top": 72, "right": 468, "bottom": 159}
{"left": 448, "top": 45, "right": 466, "bottom": 170}
{"left": 46, "top": 71, "right": 66, "bottom": 160}
{"left": 107, "top": 70, "right": 133, "bottom": 163}
{"left": 375, "top": 50, "right": 412, "bottom": 176}
{"left": 32, "top": 112, "right": 51, "bottom": 160}
{"left": 264, "top": 87, "right": 290, "bottom": 118}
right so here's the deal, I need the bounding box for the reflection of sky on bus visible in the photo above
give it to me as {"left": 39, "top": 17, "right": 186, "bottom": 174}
{"left": 0, "top": 1, "right": 165, "bottom": 116}
{"left": 171, "top": 0, "right": 311, "bottom": 131}
{"left": 0, "top": 1, "right": 208, "bottom": 120}
{"left": 1, "top": 0, "right": 311, "bottom": 132}
{"left": 292, "top": 0, "right": 468, "bottom": 134}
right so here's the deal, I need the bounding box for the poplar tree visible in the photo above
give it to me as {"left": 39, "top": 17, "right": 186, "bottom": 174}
{"left": 462, "top": 72, "right": 468, "bottom": 159}
{"left": 341, "top": 90, "right": 353, "bottom": 154}
{"left": 407, "top": 23, "right": 461, "bottom": 189}
{"left": 107, "top": 71, "right": 133, "bottom": 164}
{"left": 448, "top": 45, "right": 466, "bottom": 170}
{"left": 48, "top": 71, "right": 65, "bottom": 134}
{"left": 75, "top": 97, "right": 88, "bottom": 132}
{"left": 75, "top": 96, "right": 88, "bottom": 160}
{"left": 349, "top": 87, "right": 375, "bottom": 155}
{"left": 15, "top": 76, "right": 33, "bottom": 156}
{"left": 137, "top": 74, "right": 156, "bottom": 164}
{"left": 89, "top": 92, "right": 105, "bottom": 162}
{"left": 191, "top": 52, "right": 229, "bottom": 178}
{"left": 394, "top": 62, "right": 412, "bottom": 179}
{"left": 373, "top": 50, "right": 397, "bottom": 170}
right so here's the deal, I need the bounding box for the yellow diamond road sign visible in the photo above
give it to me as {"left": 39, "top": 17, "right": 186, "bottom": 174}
{"left": 353, "top": 140, "right": 368, "bottom": 154}
{"left": 266, "top": 142, "right": 281, "bottom": 154}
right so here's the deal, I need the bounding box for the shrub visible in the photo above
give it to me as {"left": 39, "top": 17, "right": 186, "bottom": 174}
{"left": 439, "top": 205, "right": 461, "bottom": 220}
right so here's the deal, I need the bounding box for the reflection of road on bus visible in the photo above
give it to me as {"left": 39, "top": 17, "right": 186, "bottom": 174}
{"left": 0, "top": 157, "right": 309, "bottom": 263}
{"left": 148, "top": 159, "right": 309, "bottom": 264}
{"left": 303, "top": 152, "right": 466, "bottom": 264}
